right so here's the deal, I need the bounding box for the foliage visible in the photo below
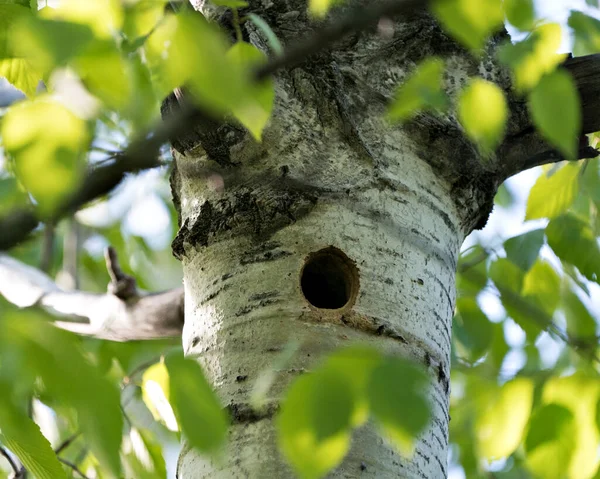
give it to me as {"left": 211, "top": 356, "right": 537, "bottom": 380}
{"left": 0, "top": 0, "right": 599, "bottom": 478}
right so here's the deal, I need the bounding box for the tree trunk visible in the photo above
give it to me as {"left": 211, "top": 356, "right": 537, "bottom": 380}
{"left": 168, "top": 3, "right": 499, "bottom": 477}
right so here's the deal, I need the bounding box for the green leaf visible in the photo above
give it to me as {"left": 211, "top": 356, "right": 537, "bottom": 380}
{"left": 74, "top": 40, "right": 132, "bottom": 110}
{"left": 0, "top": 176, "right": 29, "bottom": 215}
{"left": 122, "top": 428, "right": 167, "bottom": 479}
{"left": 504, "top": 229, "right": 545, "bottom": 271}
{"left": 432, "top": 0, "right": 504, "bottom": 51}
{"left": 10, "top": 16, "right": 96, "bottom": 75}
{"left": 453, "top": 297, "right": 494, "bottom": 361}
{"left": 308, "top": 0, "right": 341, "bottom": 18}
{"left": 142, "top": 362, "right": 179, "bottom": 432}
{"left": 0, "top": 394, "right": 67, "bottom": 479}
{"left": 547, "top": 213, "right": 600, "bottom": 282}
{"left": 457, "top": 245, "right": 489, "bottom": 295}
{"left": 367, "top": 357, "right": 430, "bottom": 455}
{"left": 1, "top": 97, "right": 91, "bottom": 215}
{"left": 458, "top": 78, "right": 507, "bottom": 153}
{"left": 503, "top": 0, "right": 535, "bottom": 31}
{"left": 165, "top": 353, "right": 228, "bottom": 454}
{"left": 543, "top": 376, "right": 600, "bottom": 479}
{"left": 569, "top": 11, "right": 600, "bottom": 57}
{"left": 0, "top": 4, "right": 31, "bottom": 58}
{"left": 247, "top": 14, "right": 283, "bottom": 57}
{"left": 561, "top": 283, "right": 597, "bottom": 340}
{"left": 387, "top": 57, "right": 448, "bottom": 123}
{"left": 522, "top": 259, "right": 560, "bottom": 316}
{"left": 489, "top": 257, "right": 524, "bottom": 293}
{"left": 277, "top": 359, "right": 358, "bottom": 479}
{"left": 525, "top": 404, "right": 576, "bottom": 479}
{"left": 226, "top": 42, "right": 274, "bottom": 141}
{"left": 41, "top": 0, "right": 124, "bottom": 39}
{"left": 123, "top": 0, "right": 167, "bottom": 40}
{"left": 529, "top": 70, "right": 581, "bottom": 160}
{"left": 0, "top": 315, "right": 123, "bottom": 475}
{"left": 0, "top": 58, "right": 41, "bottom": 96}
{"left": 475, "top": 378, "right": 533, "bottom": 460}
{"left": 211, "top": 0, "right": 248, "bottom": 7}
{"left": 498, "top": 23, "right": 566, "bottom": 91}
{"left": 525, "top": 163, "right": 580, "bottom": 220}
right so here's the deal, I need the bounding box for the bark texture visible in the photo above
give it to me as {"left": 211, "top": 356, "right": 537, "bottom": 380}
{"left": 169, "top": 3, "right": 507, "bottom": 477}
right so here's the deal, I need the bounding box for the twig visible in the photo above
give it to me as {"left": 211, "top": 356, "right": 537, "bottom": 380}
{"left": 58, "top": 458, "right": 89, "bottom": 479}
{"left": 104, "top": 246, "right": 138, "bottom": 300}
{"left": 39, "top": 223, "right": 55, "bottom": 274}
{"left": 54, "top": 433, "right": 80, "bottom": 455}
{"left": 0, "top": 446, "right": 19, "bottom": 477}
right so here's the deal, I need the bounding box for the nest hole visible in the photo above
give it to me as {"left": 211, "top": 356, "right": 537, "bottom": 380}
{"left": 300, "top": 247, "right": 359, "bottom": 310}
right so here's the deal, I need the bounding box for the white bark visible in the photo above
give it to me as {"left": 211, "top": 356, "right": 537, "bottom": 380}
{"left": 170, "top": 4, "right": 500, "bottom": 478}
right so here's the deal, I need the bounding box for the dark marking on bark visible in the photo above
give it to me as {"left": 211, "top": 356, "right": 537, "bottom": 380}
{"left": 235, "top": 299, "right": 282, "bottom": 317}
{"left": 360, "top": 462, "right": 367, "bottom": 471}
{"left": 249, "top": 291, "right": 280, "bottom": 301}
{"left": 228, "top": 402, "right": 278, "bottom": 424}
{"left": 191, "top": 336, "right": 200, "bottom": 347}
{"left": 199, "top": 284, "right": 231, "bottom": 306}
{"left": 171, "top": 187, "right": 317, "bottom": 260}
{"left": 235, "top": 375, "right": 248, "bottom": 382}
{"left": 437, "top": 363, "right": 449, "bottom": 394}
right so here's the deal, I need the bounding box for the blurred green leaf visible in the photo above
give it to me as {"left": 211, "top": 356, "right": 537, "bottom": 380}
{"left": 0, "top": 4, "right": 31, "bottom": 58}
{"left": 498, "top": 23, "right": 566, "bottom": 91}
{"left": 0, "top": 176, "right": 29, "bottom": 215}
{"left": 1, "top": 98, "right": 91, "bottom": 215}
{"left": 525, "top": 404, "right": 576, "bottom": 479}
{"left": 569, "top": 11, "right": 600, "bottom": 57}
{"left": 0, "top": 391, "right": 67, "bottom": 479}
{"left": 504, "top": 229, "right": 544, "bottom": 271}
{"left": 247, "top": 14, "right": 283, "bottom": 57}
{"left": 433, "top": 0, "right": 504, "bottom": 51}
{"left": 561, "top": 285, "right": 597, "bottom": 342}
{"left": 142, "top": 361, "right": 179, "bottom": 432}
{"left": 522, "top": 259, "right": 560, "bottom": 316}
{"left": 226, "top": 42, "right": 274, "bottom": 141}
{"left": 211, "top": 0, "right": 248, "bottom": 7}
{"left": 387, "top": 57, "right": 448, "bottom": 122}
{"left": 165, "top": 353, "right": 228, "bottom": 454}
{"left": 457, "top": 245, "right": 489, "bottom": 295}
{"left": 495, "top": 183, "right": 516, "bottom": 208}
{"left": 547, "top": 213, "right": 600, "bottom": 283}
{"left": 308, "top": 0, "right": 341, "bottom": 18}
{"left": 503, "top": 0, "right": 535, "bottom": 31}
{"left": 458, "top": 78, "right": 507, "bottom": 153}
{"left": 41, "top": 0, "right": 124, "bottom": 38}
{"left": 475, "top": 378, "right": 533, "bottom": 460}
{"left": 529, "top": 70, "right": 581, "bottom": 160}
{"left": 122, "top": 427, "right": 167, "bottom": 479}
{"left": 542, "top": 376, "right": 600, "bottom": 479}
{"left": 368, "top": 357, "right": 430, "bottom": 455}
{"left": 123, "top": 0, "right": 167, "bottom": 40}
{"left": 526, "top": 163, "right": 580, "bottom": 220}
{"left": 0, "top": 58, "right": 41, "bottom": 96}
{"left": 453, "top": 297, "right": 494, "bottom": 361}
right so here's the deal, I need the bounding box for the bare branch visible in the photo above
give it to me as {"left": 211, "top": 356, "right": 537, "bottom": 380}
{"left": 54, "top": 433, "right": 80, "bottom": 456}
{"left": 0, "top": 251, "right": 184, "bottom": 341}
{"left": 58, "top": 458, "right": 89, "bottom": 479}
{"left": 0, "top": 0, "right": 425, "bottom": 252}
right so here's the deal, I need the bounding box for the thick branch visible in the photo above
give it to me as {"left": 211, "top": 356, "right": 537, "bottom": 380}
{"left": 0, "top": 253, "right": 184, "bottom": 341}
{"left": 0, "top": 0, "right": 423, "bottom": 252}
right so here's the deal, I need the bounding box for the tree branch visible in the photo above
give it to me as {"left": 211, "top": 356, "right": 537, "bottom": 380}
{"left": 0, "top": 446, "right": 19, "bottom": 477}
{"left": 0, "top": 249, "right": 184, "bottom": 341}
{"left": 0, "top": 0, "right": 424, "bottom": 252}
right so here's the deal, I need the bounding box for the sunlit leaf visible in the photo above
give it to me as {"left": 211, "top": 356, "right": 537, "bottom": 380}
{"left": 0, "top": 393, "right": 67, "bottom": 479}
{"left": 569, "top": 11, "right": 600, "bottom": 57}
{"left": 165, "top": 353, "right": 228, "bottom": 454}
{"left": 1, "top": 97, "right": 91, "bottom": 215}
{"left": 433, "top": 0, "right": 504, "bottom": 51}
{"left": 526, "top": 163, "right": 580, "bottom": 220}
{"left": 123, "top": 427, "right": 167, "bottom": 479}
{"left": 0, "top": 58, "right": 41, "bottom": 96}
{"left": 453, "top": 297, "right": 494, "bottom": 361}
{"left": 277, "top": 365, "right": 354, "bottom": 479}
{"left": 458, "top": 78, "right": 507, "bottom": 153}
{"left": 227, "top": 42, "right": 274, "bottom": 141}
{"left": 503, "top": 0, "right": 535, "bottom": 31}
{"left": 368, "top": 357, "right": 430, "bottom": 455}
{"left": 522, "top": 259, "right": 560, "bottom": 316}
{"left": 543, "top": 376, "right": 600, "bottom": 479}
{"left": 123, "top": 0, "right": 168, "bottom": 40}
{"left": 475, "top": 378, "right": 533, "bottom": 459}
{"left": 308, "top": 0, "right": 341, "bottom": 18}
{"left": 0, "top": 4, "right": 31, "bottom": 58}
{"left": 211, "top": 0, "right": 248, "bottom": 7}
{"left": 41, "top": 0, "right": 124, "bottom": 38}
{"left": 504, "top": 228, "right": 545, "bottom": 271}
{"left": 498, "top": 23, "right": 566, "bottom": 91}
{"left": 525, "top": 404, "right": 576, "bottom": 479}
{"left": 142, "top": 362, "right": 179, "bottom": 432}
{"left": 529, "top": 70, "right": 581, "bottom": 160}
{"left": 10, "top": 16, "right": 95, "bottom": 76}
{"left": 547, "top": 213, "right": 600, "bottom": 283}
{"left": 387, "top": 57, "right": 448, "bottom": 122}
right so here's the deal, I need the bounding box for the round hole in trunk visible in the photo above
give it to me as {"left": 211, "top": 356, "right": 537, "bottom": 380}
{"left": 300, "top": 247, "right": 359, "bottom": 310}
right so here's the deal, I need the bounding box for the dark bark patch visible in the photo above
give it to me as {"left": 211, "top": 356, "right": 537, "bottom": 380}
{"left": 171, "top": 188, "right": 317, "bottom": 260}
{"left": 227, "top": 402, "right": 278, "bottom": 424}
